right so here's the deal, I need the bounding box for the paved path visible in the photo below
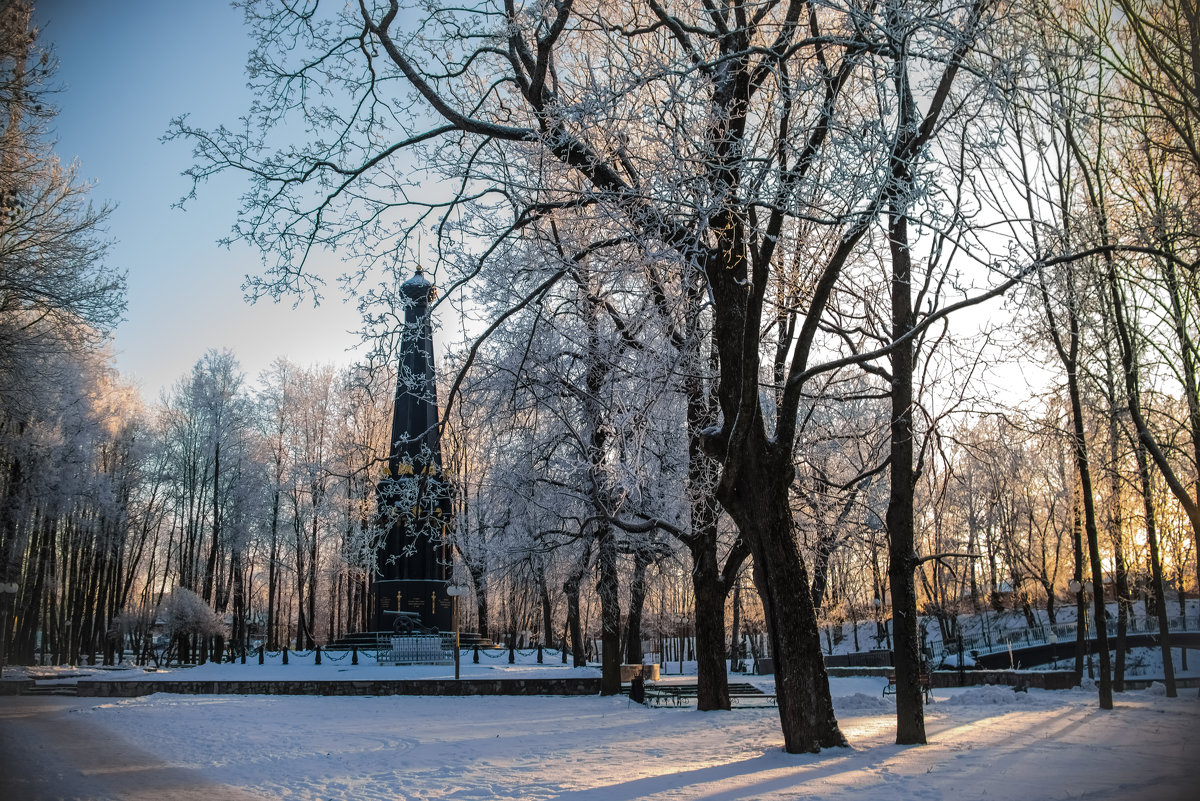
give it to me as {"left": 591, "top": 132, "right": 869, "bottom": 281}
{"left": 0, "top": 696, "right": 268, "bottom": 800}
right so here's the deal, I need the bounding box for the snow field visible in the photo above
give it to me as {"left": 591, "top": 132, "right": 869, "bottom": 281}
{"left": 54, "top": 676, "right": 1197, "bottom": 801}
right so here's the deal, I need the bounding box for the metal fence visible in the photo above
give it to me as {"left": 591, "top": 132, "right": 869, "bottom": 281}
{"left": 931, "top": 614, "right": 1195, "bottom": 664}
{"left": 376, "top": 635, "right": 455, "bottom": 665}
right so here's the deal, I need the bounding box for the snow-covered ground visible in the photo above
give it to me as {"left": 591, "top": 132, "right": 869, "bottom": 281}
{"left": 2, "top": 660, "right": 1196, "bottom": 800}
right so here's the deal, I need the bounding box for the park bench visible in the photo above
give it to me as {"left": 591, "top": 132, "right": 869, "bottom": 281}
{"left": 883, "top": 671, "right": 933, "bottom": 703}
{"left": 644, "top": 682, "right": 777, "bottom": 708}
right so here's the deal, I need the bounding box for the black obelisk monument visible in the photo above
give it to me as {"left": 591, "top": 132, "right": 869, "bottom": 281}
{"left": 373, "top": 266, "right": 453, "bottom": 633}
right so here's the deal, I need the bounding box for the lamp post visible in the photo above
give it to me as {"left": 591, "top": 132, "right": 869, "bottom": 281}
{"left": 445, "top": 584, "right": 470, "bottom": 681}
{"left": 0, "top": 581, "right": 17, "bottom": 679}
{"left": 1068, "top": 579, "right": 1094, "bottom": 680}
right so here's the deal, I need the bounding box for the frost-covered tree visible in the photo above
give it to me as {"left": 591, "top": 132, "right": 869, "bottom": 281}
{"left": 171, "top": 0, "right": 1024, "bottom": 751}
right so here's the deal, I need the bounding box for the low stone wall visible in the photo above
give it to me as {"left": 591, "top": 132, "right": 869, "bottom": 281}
{"left": 75, "top": 676, "right": 603, "bottom": 698}
{"left": 1110, "top": 676, "right": 1200, "bottom": 690}
{"left": 825, "top": 650, "right": 893, "bottom": 668}
{"left": 828, "top": 666, "right": 1077, "bottom": 690}
{"left": 930, "top": 670, "right": 1077, "bottom": 690}
{"left": 0, "top": 679, "right": 33, "bottom": 695}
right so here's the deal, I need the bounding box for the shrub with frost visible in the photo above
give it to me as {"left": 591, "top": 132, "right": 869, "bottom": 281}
{"left": 156, "top": 588, "right": 225, "bottom": 638}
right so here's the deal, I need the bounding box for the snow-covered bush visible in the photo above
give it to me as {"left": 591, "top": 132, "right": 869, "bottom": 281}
{"left": 834, "top": 693, "right": 894, "bottom": 712}
{"left": 156, "top": 588, "right": 225, "bottom": 638}
{"left": 944, "top": 686, "right": 1027, "bottom": 706}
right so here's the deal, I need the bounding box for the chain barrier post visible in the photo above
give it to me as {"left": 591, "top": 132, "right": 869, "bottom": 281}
{"left": 537, "top": 642, "right": 543, "bottom": 664}
{"left": 315, "top": 646, "right": 322, "bottom": 666}
{"left": 283, "top": 647, "right": 289, "bottom": 665}
{"left": 352, "top": 646, "right": 358, "bottom": 665}
{"left": 509, "top": 641, "right": 515, "bottom": 664}
{"left": 258, "top": 644, "right": 264, "bottom": 665}
{"left": 473, "top": 644, "right": 480, "bottom": 664}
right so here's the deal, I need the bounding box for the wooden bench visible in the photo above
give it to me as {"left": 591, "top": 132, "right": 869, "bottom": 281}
{"left": 644, "top": 682, "right": 777, "bottom": 708}
{"left": 883, "top": 672, "right": 933, "bottom": 703}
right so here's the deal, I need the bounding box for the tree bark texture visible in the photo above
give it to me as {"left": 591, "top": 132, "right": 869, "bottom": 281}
{"left": 887, "top": 211, "right": 927, "bottom": 745}
{"left": 690, "top": 540, "right": 731, "bottom": 711}
{"left": 1135, "top": 439, "right": 1177, "bottom": 696}
{"left": 625, "top": 550, "right": 649, "bottom": 667}
{"left": 720, "top": 453, "right": 846, "bottom": 752}
{"left": 595, "top": 527, "right": 622, "bottom": 695}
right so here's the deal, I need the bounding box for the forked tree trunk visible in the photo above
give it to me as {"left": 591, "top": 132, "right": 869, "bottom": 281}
{"left": 625, "top": 550, "right": 649, "bottom": 666}
{"left": 720, "top": 452, "right": 845, "bottom": 753}
{"left": 564, "top": 555, "right": 588, "bottom": 668}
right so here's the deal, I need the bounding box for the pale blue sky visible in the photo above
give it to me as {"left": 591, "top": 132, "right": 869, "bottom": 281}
{"left": 37, "top": 0, "right": 362, "bottom": 400}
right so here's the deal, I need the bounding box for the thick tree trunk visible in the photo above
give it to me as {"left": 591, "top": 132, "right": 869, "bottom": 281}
{"left": 307, "top": 509, "right": 319, "bottom": 648}
{"left": 564, "top": 555, "right": 587, "bottom": 668}
{"left": 539, "top": 567, "right": 554, "bottom": 649}
{"left": 625, "top": 550, "right": 649, "bottom": 666}
{"left": 1072, "top": 504, "right": 1085, "bottom": 682}
{"left": 730, "top": 578, "right": 742, "bottom": 671}
{"left": 720, "top": 456, "right": 845, "bottom": 753}
{"left": 1112, "top": 538, "right": 1129, "bottom": 692}
{"left": 595, "top": 527, "right": 622, "bottom": 695}
{"left": 683, "top": 328, "right": 738, "bottom": 709}
{"left": 691, "top": 543, "right": 731, "bottom": 711}
{"left": 810, "top": 537, "right": 836, "bottom": 613}
{"left": 887, "top": 211, "right": 926, "bottom": 745}
{"left": 203, "top": 442, "right": 220, "bottom": 604}
{"left": 267, "top": 490, "right": 279, "bottom": 648}
{"left": 231, "top": 548, "right": 245, "bottom": 656}
{"left": 1043, "top": 583, "right": 1057, "bottom": 625}
{"left": 1068, "top": 373, "right": 1114, "bottom": 708}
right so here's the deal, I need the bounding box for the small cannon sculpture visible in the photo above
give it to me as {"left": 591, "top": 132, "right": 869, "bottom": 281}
{"left": 383, "top": 610, "right": 439, "bottom": 636}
